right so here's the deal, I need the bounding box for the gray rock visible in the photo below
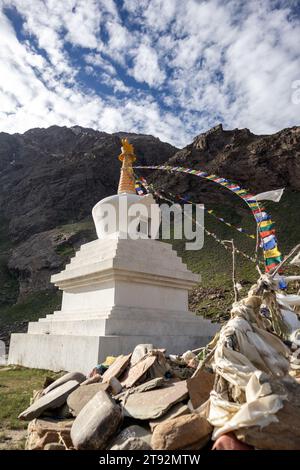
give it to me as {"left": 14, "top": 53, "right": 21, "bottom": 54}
{"left": 111, "top": 437, "right": 151, "bottom": 450}
{"left": 116, "top": 377, "right": 164, "bottom": 399}
{"left": 67, "top": 382, "right": 109, "bottom": 416}
{"left": 19, "top": 380, "right": 80, "bottom": 421}
{"left": 122, "top": 380, "right": 188, "bottom": 420}
{"left": 132, "top": 377, "right": 165, "bottom": 393}
{"left": 131, "top": 344, "right": 154, "bottom": 366}
{"left": 43, "top": 372, "right": 86, "bottom": 395}
{"left": 71, "top": 391, "right": 123, "bottom": 450}
{"left": 109, "top": 425, "right": 152, "bottom": 450}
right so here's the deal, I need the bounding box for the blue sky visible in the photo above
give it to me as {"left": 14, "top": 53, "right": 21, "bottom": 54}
{"left": 0, "top": 0, "right": 299, "bottom": 147}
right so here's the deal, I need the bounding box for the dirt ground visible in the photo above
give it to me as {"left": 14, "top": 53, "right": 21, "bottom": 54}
{"left": 0, "top": 429, "right": 27, "bottom": 450}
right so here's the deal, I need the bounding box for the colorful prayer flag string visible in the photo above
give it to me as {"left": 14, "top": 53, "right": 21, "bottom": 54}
{"left": 137, "top": 179, "right": 257, "bottom": 240}
{"left": 134, "top": 165, "right": 282, "bottom": 272}
{"left": 135, "top": 177, "right": 262, "bottom": 266}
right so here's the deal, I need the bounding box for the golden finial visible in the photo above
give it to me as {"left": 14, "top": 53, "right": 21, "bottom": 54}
{"left": 118, "top": 138, "right": 137, "bottom": 194}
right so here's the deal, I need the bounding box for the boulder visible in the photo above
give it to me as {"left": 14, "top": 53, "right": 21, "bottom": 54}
{"left": 43, "top": 372, "right": 86, "bottom": 395}
{"left": 67, "top": 382, "right": 109, "bottom": 416}
{"left": 122, "top": 380, "right": 188, "bottom": 420}
{"left": 109, "top": 425, "right": 152, "bottom": 450}
{"left": 19, "top": 380, "right": 79, "bottom": 420}
{"left": 71, "top": 391, "right": 123, "bottom": 450}
{"left": 151, "top": 414, "right": 212, "bottom": 450}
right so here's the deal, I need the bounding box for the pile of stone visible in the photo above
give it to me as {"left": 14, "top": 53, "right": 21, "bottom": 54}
{"left": 19, "top": 344, "right": 215, "bottom": 451}
{"left": 18, "top": 269, "right": 300, "bottom": 451}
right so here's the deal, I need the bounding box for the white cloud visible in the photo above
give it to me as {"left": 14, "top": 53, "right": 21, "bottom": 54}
{"left": 85, "top": 52, "right": 116, "bottom": 76}
{"left": 130, "top": 44, "right": 166, "bottom": 87}
{"left": 0, "top": 0, "right": 299, "bottom": 147}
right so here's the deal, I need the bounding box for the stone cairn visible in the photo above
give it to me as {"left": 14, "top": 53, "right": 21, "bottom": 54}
{"left": 18, "top": 265, "right": 300, "bottom": 451}
{"left": 20, "top": 344, "right": 214, "bottom": 451}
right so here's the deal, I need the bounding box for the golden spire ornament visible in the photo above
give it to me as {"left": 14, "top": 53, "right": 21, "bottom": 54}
{"left": 118, "top": 138, "right": 137, "bottom": 194}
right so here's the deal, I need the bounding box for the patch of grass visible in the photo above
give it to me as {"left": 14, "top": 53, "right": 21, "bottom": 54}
{"left": 59, "top": 218, "right": 95, "bottom": 237}
{"left": 0, "top": 290, "right": 61, "bottom": 326}
{"left": 0, "top": 366, "right": 60, "bottom": 431}
{"left": 54, "top": 218, "right": 96, "bottom": 260}
{"left": 0, "top": 290, "right": 62, "bottom": 348}
{"left": 55, "top": 244, "right": 76, "bottom": 258}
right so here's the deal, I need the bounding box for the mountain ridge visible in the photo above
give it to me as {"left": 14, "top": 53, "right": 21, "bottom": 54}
{"left": 0, "top": 123, "right": 299, "bottom": 347}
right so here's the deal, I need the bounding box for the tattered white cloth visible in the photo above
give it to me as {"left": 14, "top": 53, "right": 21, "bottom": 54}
{"left": 208, "top": 299, "right": 290, "bottom": 440}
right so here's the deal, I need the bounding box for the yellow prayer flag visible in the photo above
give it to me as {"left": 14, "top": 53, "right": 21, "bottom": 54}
{"left": 264, "top": 247, "right": 281, "bottom": 258}
{"left": 259, "top": 219, "right": 274, "bottom": 228}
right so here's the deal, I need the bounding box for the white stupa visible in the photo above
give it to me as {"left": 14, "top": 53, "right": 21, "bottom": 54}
{"left": 8, "top": 139, "right": 219, "bottom": 374}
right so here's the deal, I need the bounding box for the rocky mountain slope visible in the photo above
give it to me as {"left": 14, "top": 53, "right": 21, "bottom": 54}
{"left": 0, "top": 124, "right": 299, "bottom": 346}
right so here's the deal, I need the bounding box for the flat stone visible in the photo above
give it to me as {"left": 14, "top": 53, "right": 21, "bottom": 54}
{"left": 19, "top": 380, "right": 80, "bottom": 421}
{"left": 187, "top": 368, "right": 215, "bottom": 409}
{"left": 120, "top": 355, "right": 158, "bottom": 388}
{"left": 43, "top": 372, "right": 86, "bottom": 395}
{"left": 80, "top": 375, "right": 102, "bottom": 386}
{"left": 148, "top": 351, "right": 170, "bottom": 379}
{"left": 109, "top": 425, "right": 152, "bottom": 450}
{"left": 102, "top": 354, "right": 131, "bottom": 383}
{"left": 114, "top": 377, "right": 164, "bottom": 401}
{"left": 71, "top": 391, "right": 123, "bottom": 450}
{"left": 131, "top": 344, "right": 154, "bottom": 366}
{"left": 149, "top": 403, "right": 190, "bottom": 431}
{"left": 67, "top": 382, "right": 109, "bottom": 416}
{"left": 151, "top": 414, "right": 212, "bottom": 450}
{"left": 132, "top": 377, "right": 165, "bottom": 393}
{"left": 0, "top": 367, "right": 14, "bottom": 372}
{"left": 122, "top": 380, "right": 188, "bottom": 420}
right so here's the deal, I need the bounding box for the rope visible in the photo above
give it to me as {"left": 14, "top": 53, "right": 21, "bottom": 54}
{"left": 135, "top": 173, "right": 262, "bottom": 266}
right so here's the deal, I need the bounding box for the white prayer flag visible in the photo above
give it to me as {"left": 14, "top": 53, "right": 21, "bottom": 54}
{"left": 254, "top": 188, "right": 285, "bottom": 202}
